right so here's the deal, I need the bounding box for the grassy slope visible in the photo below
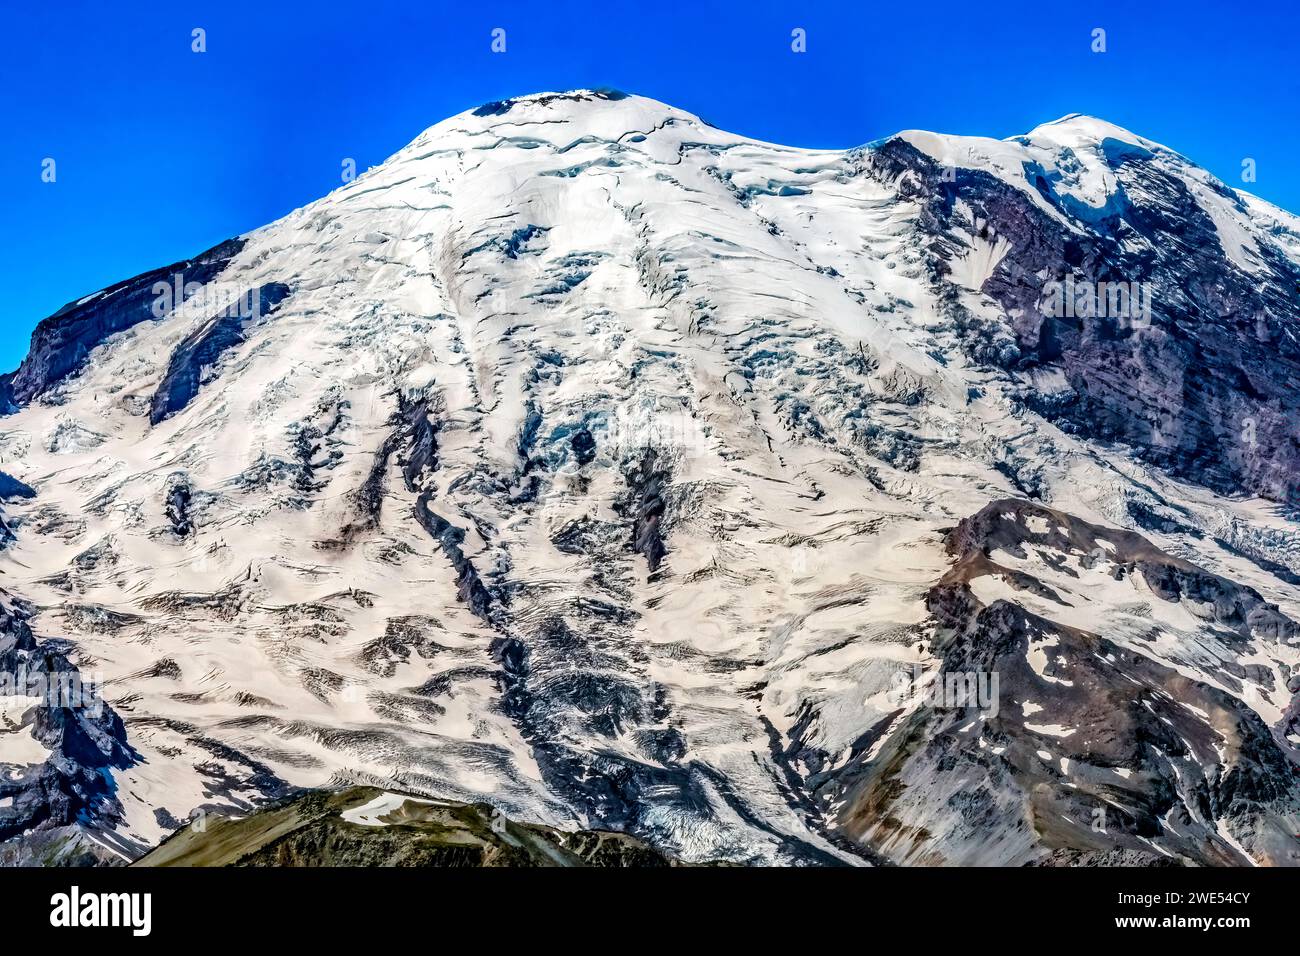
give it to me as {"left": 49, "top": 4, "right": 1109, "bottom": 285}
{"left": 135, "top": 787, "right": 687, "bottom": 867}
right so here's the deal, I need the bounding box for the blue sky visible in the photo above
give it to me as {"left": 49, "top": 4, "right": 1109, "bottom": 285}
{"left": 4, "top": 0, "right": 1297, "bottom": 370}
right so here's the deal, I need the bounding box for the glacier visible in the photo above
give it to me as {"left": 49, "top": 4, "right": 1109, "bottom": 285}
{"left": 0, "top": 90, "right": 1297, "bottom": 866}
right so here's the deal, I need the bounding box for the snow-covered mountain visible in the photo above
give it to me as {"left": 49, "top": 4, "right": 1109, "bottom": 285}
{"left": 2, "top": 90, "right": 1298, "bottom": 866}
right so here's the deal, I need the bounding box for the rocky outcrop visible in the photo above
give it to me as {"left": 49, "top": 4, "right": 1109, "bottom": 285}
{"left": 0, "top": 472, "right": 35, "bottom": 501}
{"left": 149, "top": 282, "right": 292, "bottom": 424}
{"left": 0, "top": 596, "right": 138, "bottom": 863}
{"left": 1, "top": 237, "right": 245, "bottom": 409}
{"left": 4, "top": 94, "right": 1299, "bottom": 868}
{"left": 621, "top": 448, "right": 670, "bottom": 571}
{"left": 137, "top": 786, "right": 693, "bottom": 867}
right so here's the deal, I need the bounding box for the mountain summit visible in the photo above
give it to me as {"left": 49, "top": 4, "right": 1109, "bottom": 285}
{"left": 1, "top": 91, "right": 1297, "bottom": 866}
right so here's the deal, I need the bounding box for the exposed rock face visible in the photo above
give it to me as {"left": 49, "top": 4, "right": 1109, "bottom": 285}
{"left": 1, "top": 93, "right": 1298, "bottom": 867}
{"left": 823, "top": 500, "right": 1300, "bottom": 865}
{"left": 0, "top": 471, "right": 36, "bottom": 548}
{"left": 136, "top": 786, "right": 693, "bottom": 867}
{"left": 1, "top": 238, "right": 245, "bottom": 410}
{"left": 622, "top": 448, "right": 670, "bottom": 572}
{"left": 864, "top": 127, "right": 1300, "bottom": 505}
{"left": 0, "top": 595, "right": 138, "bottom": 864}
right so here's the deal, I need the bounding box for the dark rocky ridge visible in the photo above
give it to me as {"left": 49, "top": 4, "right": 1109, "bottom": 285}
{"left": 4, "top": 99, "right": 1298, "bottom": 868}
{"left": 0, "top": 472, "right": 35, "bottom": 501}
{"left": 0, "top": 597, "right": 138, "bottom": 860}
{"left": 944, "top": 499, "right": 1300, "bottom": 647}
{"left": 1, "top": 237, "right": 245, "bottom": 410}
{"left": 821, "top": 499, "right": 1300, "bottom": 865}
{"left": 0, "top": 471, "right": 36, "bottom": 549}
{"left": 136, "top": 785, "right": 694, "bottom": 867}
{"left": 862, "top": 137, "right": 1300, "bottom": 505}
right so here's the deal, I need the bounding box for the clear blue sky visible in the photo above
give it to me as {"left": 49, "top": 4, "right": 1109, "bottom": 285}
{"left": 4, "top": 0, "right": 1297, "bottom": 370}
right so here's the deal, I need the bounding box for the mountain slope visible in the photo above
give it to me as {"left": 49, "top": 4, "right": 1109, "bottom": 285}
{"left": 136, "top": 786, "right": 689, "bottom": 867}
{"left": 0, "top": 91, "right": 1297, "bottom": 866}
{"left": 829, "top": 499, "right": 1299, "bottom": 865}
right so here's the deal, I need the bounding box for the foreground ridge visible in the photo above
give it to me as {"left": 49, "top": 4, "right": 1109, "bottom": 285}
{"left": 0, "top": 91, "right": 1297, "bottom": 867}
{"left": 137, "top": 786, "right": 693, "bottom": 867}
